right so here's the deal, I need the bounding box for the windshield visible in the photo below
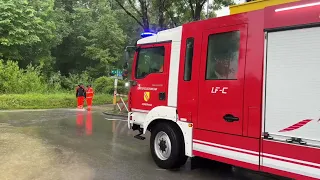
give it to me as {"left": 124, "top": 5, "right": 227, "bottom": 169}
{"left": 135, "top": 46, "right": 165, "bottom": 79}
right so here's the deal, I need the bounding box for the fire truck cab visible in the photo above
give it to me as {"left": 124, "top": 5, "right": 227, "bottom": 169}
{"left": 126, "top": 0, "right": 320, "bottom": 179}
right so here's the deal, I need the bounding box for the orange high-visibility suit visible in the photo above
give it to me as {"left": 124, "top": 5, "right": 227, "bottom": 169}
{"left": 76, "top": 85, "right": 86, "bottom": 109}
{"left": 86, "top": 86, "right": 94, "bottom": 110}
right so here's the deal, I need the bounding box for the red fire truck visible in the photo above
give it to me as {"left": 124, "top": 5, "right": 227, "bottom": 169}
{"left": 125, "top": 0, "right": 320, "bottom": 179}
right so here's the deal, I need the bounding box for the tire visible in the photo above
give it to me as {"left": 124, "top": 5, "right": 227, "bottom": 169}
{"left": 150, "top": 122, "right": 187, "bottom": 169}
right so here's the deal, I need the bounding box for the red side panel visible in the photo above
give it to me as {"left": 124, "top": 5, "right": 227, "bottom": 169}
{"left": 179, "top": 7, "right": 264, "bottom": 173}
{"left": 178, "top": 10, "right": 265, "bottom": 137}
{"left": 179, "top": 1, "right": 320, "bottom": 180}
{"left": 242, "top": 11, "right": 265, "bottom": 138}
{"left": 177, "top": 24, "right": 201, "bottom": 124}
{"left": 261, "top": 140, "right": 320, "bottom": 180}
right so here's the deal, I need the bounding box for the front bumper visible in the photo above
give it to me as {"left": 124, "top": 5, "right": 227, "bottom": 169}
{"left": 127, "top": 112, "right": 133, "bottom": 129}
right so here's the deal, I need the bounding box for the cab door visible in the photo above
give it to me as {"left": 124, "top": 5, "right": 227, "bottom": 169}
{"left": 197, "top": 24, "right": 247, "bottom": 136}
{"left": 130, "top": 42, "right": 171, "bottom": 111}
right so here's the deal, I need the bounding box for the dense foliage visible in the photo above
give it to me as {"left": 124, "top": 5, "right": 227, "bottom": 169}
{"left": 0, "top": 0, "right": 234, "bottom": 95}
{"left": 0, "top": 93, "right": 113, "bottom": 109}
{"left": 0, "top": 60, "right": 128, "bottom": 94}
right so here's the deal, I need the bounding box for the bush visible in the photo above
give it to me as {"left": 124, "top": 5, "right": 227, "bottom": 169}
{"left": 21, "top": 65, "right": 47, "bottom": 93}
{"left": 0, "top": 93, "right": 113, "bottom": 110}
{"left": 94, "top": 76, "right": 127, "bottom": 95}
{"left": 61, "top": 71, "right": 94, "bottom": 90}
{"left": 47, "top": 71, "right": 63, "bottom": 92}
{"left": 0, "top": 60, "right": 46, "bottom": 94}
{"left": 0, "top": 59, "right": 128, "bottom": 96}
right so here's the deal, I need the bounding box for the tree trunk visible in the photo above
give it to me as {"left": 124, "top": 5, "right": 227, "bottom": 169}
{"left": 114, "top": 0, "right": 144, "bottom": 28}
{"left": 194, "top": 2, "right": 203, "bottom": 21}
{"left": 139, "top": 0, "right": 150, "bottom": 31}
{"left": 158, "top": 0, "right": 165, "bottom": 31}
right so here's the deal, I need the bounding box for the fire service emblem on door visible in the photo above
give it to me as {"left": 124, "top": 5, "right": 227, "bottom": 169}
{"left": 144, "top": 92, "right": 150, "bottom": 102}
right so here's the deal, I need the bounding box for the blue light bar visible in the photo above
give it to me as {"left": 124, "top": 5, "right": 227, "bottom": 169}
{"left": 141, "top": 32, "right": 156, "bottom": 38}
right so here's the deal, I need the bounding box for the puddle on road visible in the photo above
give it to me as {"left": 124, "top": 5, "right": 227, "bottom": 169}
{"left": 0, "top": 109, "right": 279, "bottom": 180}
{"left": 0, "top": 123, "right": 10, "bottom": 127}
{"left": 0, "top": 109, "right": 135, "bottom": 180}
{"left": 0, "top": 132, "right": 95, "bottom": 180}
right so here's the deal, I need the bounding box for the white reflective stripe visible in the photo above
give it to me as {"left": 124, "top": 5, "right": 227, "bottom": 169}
{"left": 193, "top": 142, "right": 259, "bottom": 165}
{"left": 131, "top": 108, "right": 149, "bottom": 113}
{"left": 262, "top": 153, "right": 320, "bottom": 168}
{"left": 193, "top": 139, "right": 320, "bottom": 179}
{"left": 262, "top": 157, "right": 320, "bottom": 179}
{"left": 193, "top": 139, "right": 259, "bottom": 155}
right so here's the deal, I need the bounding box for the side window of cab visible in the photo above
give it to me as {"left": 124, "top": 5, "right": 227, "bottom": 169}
{"left": 135, "top": 46, "right": 165, "bottom": 79}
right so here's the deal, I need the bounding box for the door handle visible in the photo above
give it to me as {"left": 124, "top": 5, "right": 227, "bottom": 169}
{"left": 223, "top": 114, "right": 239, "bottom": 122}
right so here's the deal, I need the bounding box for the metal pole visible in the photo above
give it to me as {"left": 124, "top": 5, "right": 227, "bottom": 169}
{"left": 206, "top": 0, "right": 209, "bottom": 19}
{"left": 113, "top": 78, "right": 118, "bottom": 110}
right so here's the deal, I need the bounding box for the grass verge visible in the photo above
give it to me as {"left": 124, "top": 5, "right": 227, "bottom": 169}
{"left": 0, "top": 93, "right": 113, "bottom": 110}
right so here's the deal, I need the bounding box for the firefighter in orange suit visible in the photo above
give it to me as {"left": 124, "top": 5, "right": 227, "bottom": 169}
{"left": 76, "top": 84, "right": 86, "bottom": 109}
{"left": 86, "top": 84, "right": 94, "bottom": 110}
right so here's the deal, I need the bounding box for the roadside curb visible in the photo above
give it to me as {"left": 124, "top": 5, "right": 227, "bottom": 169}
{"left": 102, "top": 112, "right": 127, "bottom": 118}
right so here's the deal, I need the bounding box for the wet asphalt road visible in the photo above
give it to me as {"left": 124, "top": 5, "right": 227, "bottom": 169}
{"left": 0, "top": 108, "right": 285, "bottom": 180}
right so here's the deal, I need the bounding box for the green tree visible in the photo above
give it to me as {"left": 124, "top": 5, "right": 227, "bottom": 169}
{"left": 52, "top": 6, "right": 93, "bottom": 76}
{"left": 53, "top": 0, "right": 126, "bottom": 78}
{"left": 114, "top": 0, "right": 176, "bottom": 31}
{"left": 0, "top": 0, "right": 71, "bottom": 77}
{"left": 22, "top": 0, "right": 71, "bottom": 75}
{"left": 113, "top": 0, "right": 234, "bottom": 32}
{"left": 0, "top": 0, "right": 42, "bottom": 60}
{"left": 172, "top": 0, "right": 234, "bottom": 21}
{"left": 82, "top": 5, "right": 126, "bottom": 77}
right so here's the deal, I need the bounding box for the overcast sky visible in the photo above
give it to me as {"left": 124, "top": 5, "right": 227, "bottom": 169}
{"left": 209, "top": 0, "right": 246, "bottom": 17}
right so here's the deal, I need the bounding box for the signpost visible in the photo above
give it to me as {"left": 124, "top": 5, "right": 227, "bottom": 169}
{"left": 110, "top": 69, "right": 123, "bottom": 79}
{"left": 113, "top": 78, "right": 118, "bottom": 110}
{"left": 110, "top": 69, "right": 122, "bottom": 110}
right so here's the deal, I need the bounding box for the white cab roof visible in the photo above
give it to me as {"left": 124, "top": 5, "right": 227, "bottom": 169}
{"left": 137, "top": 26, "right": 182, "bottom": 45}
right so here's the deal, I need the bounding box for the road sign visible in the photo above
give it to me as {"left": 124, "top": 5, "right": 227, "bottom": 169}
{"left": 111, "top": 69, "right": 123, "bottom": 77}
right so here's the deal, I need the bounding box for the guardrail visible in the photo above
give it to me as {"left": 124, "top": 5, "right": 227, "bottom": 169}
{"left": 115, "top": 94, "right": 128, "bottom": 112}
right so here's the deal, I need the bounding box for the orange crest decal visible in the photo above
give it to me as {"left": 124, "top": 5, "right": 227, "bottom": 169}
{"left": 144, "top": 92, "right": 150, "bottom": 102}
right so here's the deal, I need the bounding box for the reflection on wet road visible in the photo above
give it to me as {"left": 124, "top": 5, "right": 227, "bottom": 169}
{"left": 0, "top": 109, "right": 283, "bottom": 180}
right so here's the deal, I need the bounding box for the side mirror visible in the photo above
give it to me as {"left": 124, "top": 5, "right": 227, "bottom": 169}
{"left": 123, "top": 46, "right": 136, "bottom": 68}
{"left": 123, "top": 62, "right": 128, "bottom": 69}
{"left": 122, "top": 46, "right": 136, "bottom": 80}
{"left": 123, "top": 51, "right": 129, "bottom": 69}
{"left": 129, "top": 80, "right": 137, "bottom": 86}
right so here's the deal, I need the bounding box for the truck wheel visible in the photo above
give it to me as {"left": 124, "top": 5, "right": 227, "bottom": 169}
{"left": 150, "top": 122, "right": 187, "bottom": 169}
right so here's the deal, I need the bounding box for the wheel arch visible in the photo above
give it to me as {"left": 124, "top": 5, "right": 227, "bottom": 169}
{"left": 143, "top": 106, "right": 177, "bottom": 134}
{"left": 147, "top": 119, "right": 183, "bottom": 137}
{"left": 144, "top": 106, "right": 193, "bottom": 157}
